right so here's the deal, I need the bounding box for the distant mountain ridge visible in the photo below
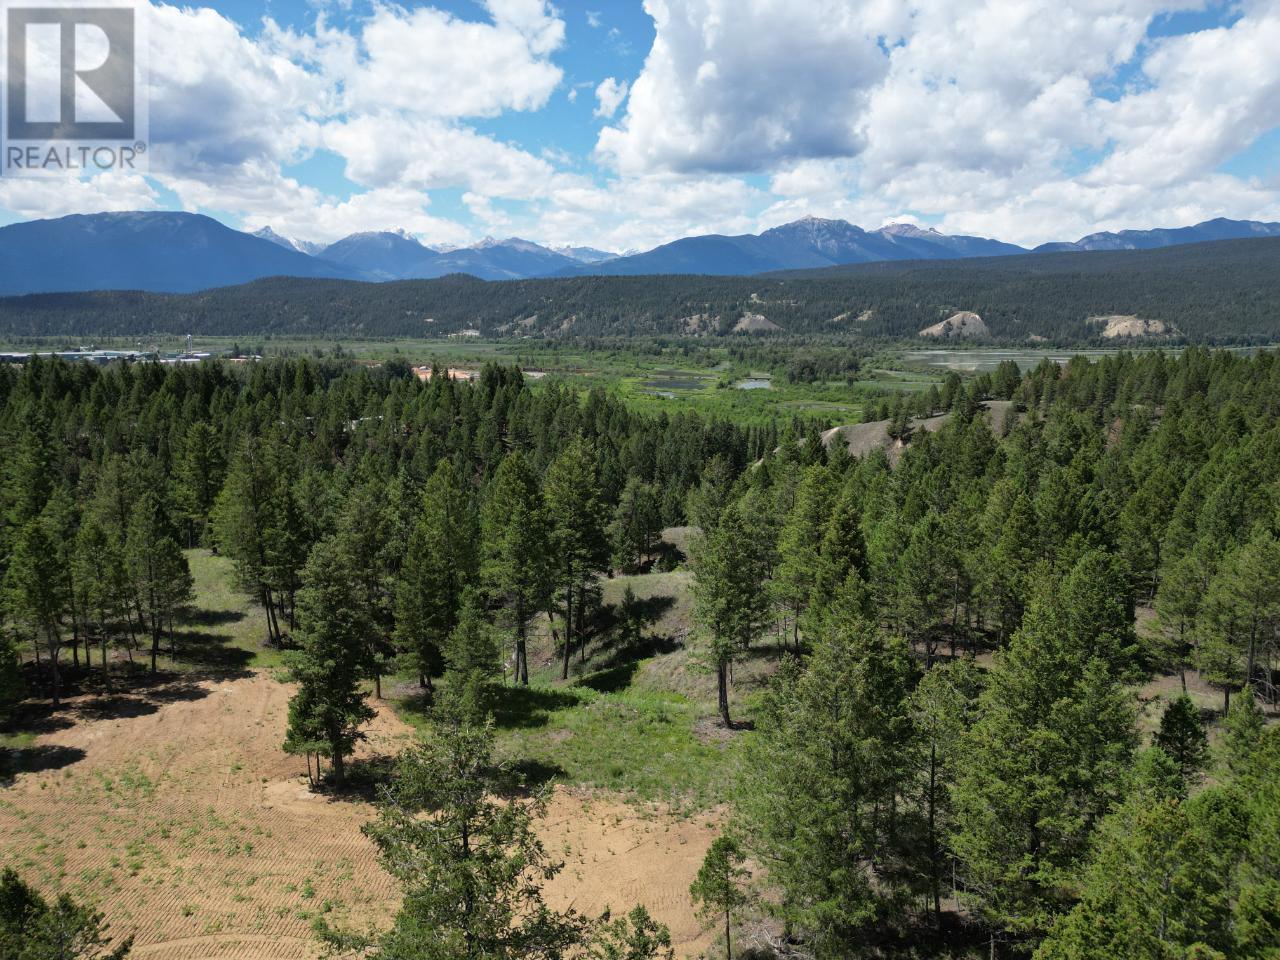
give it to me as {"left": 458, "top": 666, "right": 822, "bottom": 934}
{"left": 0, "top": 212, "right": 359, "bottom": 295}
{"left": 552, "top": 216, "right": 1028, "bottom": 277}
{"left": 251, "top": 226, "right": 325, "bottom": 257}
{"left": 314, "top": 231, "right": 595, "bottom": 282}
{"left": 0, "top": 211, "right": 1277, "bottom": 296}
{"left": 1034, "top": 217, "right": 1280, "bottom": 252}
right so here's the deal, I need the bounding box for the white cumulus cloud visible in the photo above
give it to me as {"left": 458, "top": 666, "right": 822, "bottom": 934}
{"left": 593, "top": 77, "right": 629, "bottom": 119}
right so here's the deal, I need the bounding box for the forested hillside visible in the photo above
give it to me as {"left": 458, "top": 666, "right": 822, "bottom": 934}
{"left": 1, "top": 348, "right": 1279, "bottom": 958}
{"left": 1, "top": 238, "right": 1278, "bottom": 343}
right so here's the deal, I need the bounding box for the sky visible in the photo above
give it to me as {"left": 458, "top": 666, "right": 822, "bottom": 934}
{"left": 2, "top": 0, "right": 1278, "bottom": 252}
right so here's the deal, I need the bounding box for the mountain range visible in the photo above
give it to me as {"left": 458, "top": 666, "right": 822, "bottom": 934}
{"left": 555, "top": 218, "right": 1027, "bottom": 276}
{"left": 0, "top": 211, "right": 1278, "bottom": 295}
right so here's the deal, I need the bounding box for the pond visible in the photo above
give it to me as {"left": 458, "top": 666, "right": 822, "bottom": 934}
{"left": 640, "top": 377, "right": 708, "bottom": 391}
{"left": 734, "top": 378, "right": 773, "bottom": 390}
{"left": 902, "top": 345, "right": 1269, "bottom": 373}
{"left": 904, "top": 349, "right": 1122, "bottom": 373}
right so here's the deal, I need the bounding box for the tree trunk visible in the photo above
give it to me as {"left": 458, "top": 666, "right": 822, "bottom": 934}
{"left": 724, "top": 908, "right": 732, "bottom": 960}
{"left": 1244, "top": 624, "right": 1259, "bottom": 691}
{"left": 150, "top": 616, "right": 161, "bottom": 674}
{"left": 516, "top": 620, "right": 529, "bottom": 686}
{"left": 717, "top": 659, "right": 731, "bottom": 727}
{"left": 577, "top": 583, "right": 587, "bottom": 663}
{"left": 46, "top": 629, "right": 61, "bottom": 707}
{"left": 330, "top": 741, "right": 345, "bottom": 785}
{"left": 265, "top": 590, "right": 282, "bottom": 645}
{"left": 561, "top": 581, "right": 573, "bottom": 681}
{"left": 929, "top": 743, "right": 941, "bottom": 926}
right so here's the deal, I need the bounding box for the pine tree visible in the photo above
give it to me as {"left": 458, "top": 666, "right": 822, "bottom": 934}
{"left": 738, "top": 617, "right": 918, "bottom": 949}
{"left": 72, "top": 519, "right": 131, "bottom": 685}
{"left": 0, "top": 403, "right": 56, "bottom": 566}
{"left": 395, "top": 460, "right": 477, "bottom": 693}
{"left": 1230, "top": 724, "right": 1280, "bottom": 958}
{"left": 4, "top": 520, "right": 70, "bottom": 705}
{"left": 335, "top": 483, "right": 400, "bottom": 698}
{"left": 321, "top": 714, "right": 588, "bottom": 959}
{"left": 1153, "top": 546, "right": 1213, "bottom": 690}
{"left": 802, "top": 479, "right": 868, "bottom": 638}
{"left": 1035, "top": 783, "right": 1245, "bottom": 960}
{"left": 1155, "top": 695, "right": 1209, "bottom": 784}
{"left": 284, "top": 538, "right": 376, "bottom": 785}
{"left": 172, "top": 421, "right": 224, "bottom": 547}
{"left": 39, "top": 487, "right": 82, "bottom": 671}
{"left": 1219, "top": 689, "right": 1265, "bottom": 780}
{"left": 691, "top": 501, "right": 772, "bottom": 727}
{"left": 685, "top": 456, "right": 736, "bottom": 534}
{"left": 480, "top": 452, "right": 551, "bottom": 687}
{"left": 690, "top": 836, "right": 749, "bottom": 960}
{"left": 124, "top": 493, "right": 193, "bottom": 674}
{"left": 1197, "top": 530, "right": 1280, "bottom": 712}
{"left": 212, "top": 437, "right": 287, "bottom": 645}
{"left": 543, "top": 439, "right": 610, "bottom": 679}
{"left": 610, "top": 477, "right": 663, "bottom": 572}
{"left": 0, "top": 867, "right": 133, "bottom": 960}
{"left": 770, "top": 466, "right": 832, "bottom": 650}
{"left": 894, "top": 512, "right": 954, "bottom": 661}
{"left": 0, "top": 630, "right": 21, "bottom": 723}
{"left": 587, "top": 906, "right": 674, "bottom": 960}
{"left": 443, "top": 590, "right": 501, "bottom": 722}
{"left": 911, "top": 659, "right": 984, "bottom": 926}
{"left": 951, "top": 565, "right": 1137, "bottom": 941}
{"left": 978, "top": 492, "right": 1039, "bottom": 644}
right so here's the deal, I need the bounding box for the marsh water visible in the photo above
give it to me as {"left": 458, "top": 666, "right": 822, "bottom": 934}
{"left": 903, "top": 345, "right": 1269, "bottom": 373}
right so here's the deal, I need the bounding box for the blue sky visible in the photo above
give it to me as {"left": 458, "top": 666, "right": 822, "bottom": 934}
{"left": 1, "top": 0, "right": 1277, "bottom": 251}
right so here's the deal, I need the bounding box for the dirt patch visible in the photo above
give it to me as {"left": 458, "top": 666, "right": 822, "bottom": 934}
{"left": 821, "top": 400, "right": 1016, "bottom": 464}
{"left": 733, "top": 313, "right": 781, "bottom": 334}
{"left": 0, "top": 672, "right": 404, "bottom": 959}
{"left": 1088, "top": 314, "right": 1172, "bottom": 339}
{"left": 541, "top": 790, "right": 719, "bottom": 957}
{"left": 1, "top": 672, "right": 717, "bottom": 958}
{"left": 819, "top": 399, "right": 1018, "bottom": 463}
{"left": 919, "top": 311, "right": 989, "bottom": 338}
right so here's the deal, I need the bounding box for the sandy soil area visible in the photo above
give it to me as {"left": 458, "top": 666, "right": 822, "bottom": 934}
{"left": 0, "top": 672, "right": 715, "bottom": 958}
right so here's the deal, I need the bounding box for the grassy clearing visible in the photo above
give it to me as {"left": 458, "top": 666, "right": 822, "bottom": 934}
{"left": 496, "top": 683, "right": 745, "bottom": 811}
{"left": 393, "top": 538, "right": 761, "bottom": 811}
{"left": 177, "top": 549, "right": 283, "bottom": 672}
{"left": 395, "top": 671, "right": 753, "bottom": 811}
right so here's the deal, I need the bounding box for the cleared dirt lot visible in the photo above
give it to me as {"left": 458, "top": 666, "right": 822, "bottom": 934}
{"left": 0, "top": 671, "right": 716, "bottom": 959}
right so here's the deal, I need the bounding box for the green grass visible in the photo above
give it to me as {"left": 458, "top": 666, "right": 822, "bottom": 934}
{"left": 395, "top": 670, "right": 748, "bottom": 812}
{"left": 177, "top": 550, "right": 282, "bottom": 672}
{"left": 392, "top": 550, "right": 759, "bottom": 811}
{"left": 503, "top": 683, "right": 744, "bottom": 809}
